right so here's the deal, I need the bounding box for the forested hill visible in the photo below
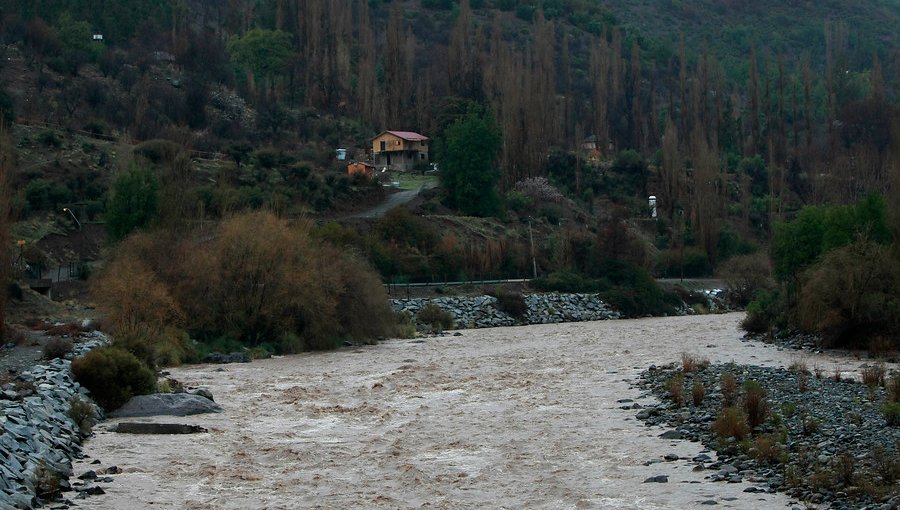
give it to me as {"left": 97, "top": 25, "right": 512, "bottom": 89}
{"left": 0, "top": 0, "right": 898, "bottom": 249}
{"left": 599, "top": 0, "right": 898, "bottom": 71}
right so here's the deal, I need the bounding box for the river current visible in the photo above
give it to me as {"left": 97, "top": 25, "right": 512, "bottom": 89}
{"left": 76, "top": 313, "right": 872, "bottom": 509}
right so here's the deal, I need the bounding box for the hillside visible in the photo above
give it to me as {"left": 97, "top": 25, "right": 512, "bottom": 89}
{"left": 0, "top": 0, "right": 897, "bottom": 295}
{"left": 601, "top": 0, "right": 899, "bottom": 70}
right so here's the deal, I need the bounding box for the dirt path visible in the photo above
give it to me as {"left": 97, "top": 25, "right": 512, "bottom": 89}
{"left": 75, "top": 314, "right": 871, "bottom": 509}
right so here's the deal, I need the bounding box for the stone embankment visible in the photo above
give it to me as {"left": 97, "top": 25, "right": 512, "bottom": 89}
{"left": 0, "top": 333, "right": 107, "bottom": 509}
{"left": 391, "top": 292, "right": 622, "bottom": 329}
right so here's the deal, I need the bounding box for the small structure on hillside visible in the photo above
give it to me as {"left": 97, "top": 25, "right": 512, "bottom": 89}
{"left": 371, "top": 131, "right": 429, "bottom": 172}
{"left": 347, "top": 161, "right": 377, "bottom": 179}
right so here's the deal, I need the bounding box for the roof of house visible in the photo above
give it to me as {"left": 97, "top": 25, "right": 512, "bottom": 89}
{"left": 349, "top": 161, "right": 377, "bottom": 168}
{"left": 375, "top": 130, "right": 429, "bottom": 141}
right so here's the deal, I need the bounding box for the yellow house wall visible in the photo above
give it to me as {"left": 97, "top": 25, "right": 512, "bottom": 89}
{"left": 372, "top": 133, "right": 428, "bottom": 154}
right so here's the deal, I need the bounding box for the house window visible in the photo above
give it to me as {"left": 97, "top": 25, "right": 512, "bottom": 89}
{"left": 420, "top": 153, "right": 425, "bottom": 160}
{"left": 380, "top": 141, "right": 386, "bottom": 151}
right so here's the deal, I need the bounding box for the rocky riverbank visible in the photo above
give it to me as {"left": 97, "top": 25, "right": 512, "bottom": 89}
{"left": 634, "top": 361, "right": 900, "bottom": 509}
{"left": 391, "top": 292, "right": 622, "bottom": 329}
{"left": 0, "top": 333, "right": 107, "bottom": 510}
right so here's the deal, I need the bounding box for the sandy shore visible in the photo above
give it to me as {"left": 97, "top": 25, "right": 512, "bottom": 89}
{"left": 74, "top": 313, "right": 870, "bottom": 509}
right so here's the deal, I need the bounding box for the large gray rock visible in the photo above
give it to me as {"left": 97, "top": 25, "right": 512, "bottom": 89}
{"left": 110, "top": 393, "right": 223, "bottom": 418}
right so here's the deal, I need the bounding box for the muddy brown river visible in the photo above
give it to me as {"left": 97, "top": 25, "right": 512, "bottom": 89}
{"left": 75, "top": 313, "right": 870, "bottom": 509}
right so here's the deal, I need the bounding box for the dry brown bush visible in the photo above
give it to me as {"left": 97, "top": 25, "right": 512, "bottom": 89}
{"left": 797, "top": 240, "right": 900, "bottom": 349}
{"left": 750, "top": 435, "right": 784, "bottom": 464}
{"left": 888, "top": 373, "right": 900, "bottom": 403}
{"left": 4, "top": 326, "right": 28, "bottom": 346}
{"left": 691, "top": 380, "right": 706, "bottom": 406}
{"left": 681, "top": 353, "right": 709, "bottom": 373}
{"left": 717, "top": 252, "right": 774, "bottom": 306}
{"left": 861, "top": 363, "right": 887, "bottom": 387}
{"left": 712, "top": 406, "right": 750, "bottom": 439}
{"left": 720, "top": 372, "right": 739, "bottom": 407}
{"left": 743, "top": 380, "right": 769, "bottom": 429}
{"left": 42, "top": 337, "right": 73, "bottom": 360}
{"left": 92, "top": 211, "right": 393, "bottom": 361}
{"left": 667, "top": 373, "right": 685, "bottom": 407}
{"left": 328, "top": 246, "right": 394, "bottom": 345}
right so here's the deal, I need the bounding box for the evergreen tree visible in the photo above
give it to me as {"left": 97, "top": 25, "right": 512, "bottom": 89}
{"left": 438, "top": 111, "right": 502, "bottom": 217}
{"left": 105, "top": 166, "right": 160, "bottom": 242}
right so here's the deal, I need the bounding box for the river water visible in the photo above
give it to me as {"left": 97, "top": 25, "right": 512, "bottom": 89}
{"left": 75, "top": 313, "right": 874, "bottom": 509}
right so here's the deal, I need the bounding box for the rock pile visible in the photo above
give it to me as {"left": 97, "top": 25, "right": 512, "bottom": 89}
{"left": 391, "top": 292, "right": 621, "bottom": 329}
{"left": 0, "top": 333, "right": 108, "bottom": 509}
{"left": 634, "top": 363, "right": 900, "bottom": 509}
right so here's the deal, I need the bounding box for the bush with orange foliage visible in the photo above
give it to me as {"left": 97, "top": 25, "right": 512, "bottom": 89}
{"left": 92, "top": 212, "right": 394, "bottom": 364}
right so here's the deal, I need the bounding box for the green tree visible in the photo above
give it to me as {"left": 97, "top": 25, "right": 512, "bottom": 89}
{"left": 52, "top": 12, "right": 101, "bottom": 75}
{"left": 438, "top": 111, "right": 502, "bottom": 217}
{"left": 105, "top": 166, "right": 159, "bottom": 242}
{"left": 226, "top": 29, "right": 293, "bottom": 93}
{"left": 771, "top": 205, "right": 826, "bottom": 282}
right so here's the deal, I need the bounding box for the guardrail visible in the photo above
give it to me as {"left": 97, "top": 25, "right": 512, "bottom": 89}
{"left": 385, "top": 278, "right": 532, "bottom": 298}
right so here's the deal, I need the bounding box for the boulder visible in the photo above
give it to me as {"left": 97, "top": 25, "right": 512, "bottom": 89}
{"left": 109, "top": 393, "right": 222, "bottom": 418}
{"left": 110, "top": 422, "right": 208, "bottom": 434}
{"left": 203, "top": 352, "right": 250, "bottom": 364}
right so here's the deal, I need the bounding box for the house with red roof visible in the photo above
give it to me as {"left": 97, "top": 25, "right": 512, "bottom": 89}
{"left": 371, "top": 130, "right": 429, "bottom": 172}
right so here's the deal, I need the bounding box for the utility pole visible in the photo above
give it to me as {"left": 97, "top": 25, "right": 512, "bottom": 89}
{"left": 528, "top": 218, "right": 537, "bottom": 279}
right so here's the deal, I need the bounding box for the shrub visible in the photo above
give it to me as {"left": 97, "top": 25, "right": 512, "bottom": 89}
{"left": 330, "top": 248, "right": 395, "bottom": 346}
{"left": 720, "top": 372, "right": 739, "bottom": 407}
{"left": 598, "top": 260, "right": 680, "bottom": 317}
{"left": 861, "top": 363, "right": 887, "bottom": 387}
{"left": 717, "top": 253, "right": 773, "bottom": 306}
{"left": 743, "top": 380, "right": 769, "bottom": 428}
{"left": 834, "top": 451, "right": 856, "bottom": 486}
{"left": 33, "top": 462, "right": 63, "bottom": 500}
{"left": 494, "top": 291, "right": 528, "bottom": 320}
{"left": 656, "top": 247, "right": 713, "bottom": 278}
{"left": 67, "top": 397, "right": 97, "bottom": 435}
{"left": 513, "top": 176, "right": 565, "bottom": 204}
{"left": 712, "top": 406, "right": 750, "bottom": 439}
{"left": 750, "top": 435, "right": 783, "bottom": 464}
{"left": 133, "top": 139, "right": 182, "bottom": 164}
{"left": 872, "top": 445, "right": 899, "bottom": 483}
{"left": 797, "top": 239, "right": 900, "bottom": 348}
{"left": 532, "top": 270, "right": 602, "bottom": 293}
{"left": 692, "top": 380, "right": 706, "bottom": 406}
{"left": 417, "top": 304, "right": 455, "bottom": 332}
{"left": 888, "top": 373, "right": 900, "bottom": 403}
{"left": 4, "top": 326, "right": 28, "bottom": 346}
{"left": 681, "top": 353, "right": 709, "bottom": 373}
{"left": 37, "top": 129, "right": 61, "bottom": 147}
{"left": 741, "top": 288, "right": 784, "bottom": 334}
{"left": 93, "top": 212, "right": 394, "bottom": 359}
{"left": 882, "top": 402, "right": 900, "bottom": 426}
{"left": 667, "top": 373, "right": 684, "bottom": 406}
{"left": 46, "top": 322, "right": 84, "bottom": 336}
{"left": 71, "top": 346, "right": 157, "bottom": 411}
{"left": 42, "top": 337, "right": 73, "bottom": 360}
{"left": 802, "top": 414, "right": 820, "bottom": 435}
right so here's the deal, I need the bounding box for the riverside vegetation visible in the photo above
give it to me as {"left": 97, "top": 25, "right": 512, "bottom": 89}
{"left": 636, "top": 354, "right": 900, "bottom": 509}
{"left": 742, "top": 193, "right": 900, "bottom": 355}
{"left": 69, "top": 211, "right": 395, "bottom": 411}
